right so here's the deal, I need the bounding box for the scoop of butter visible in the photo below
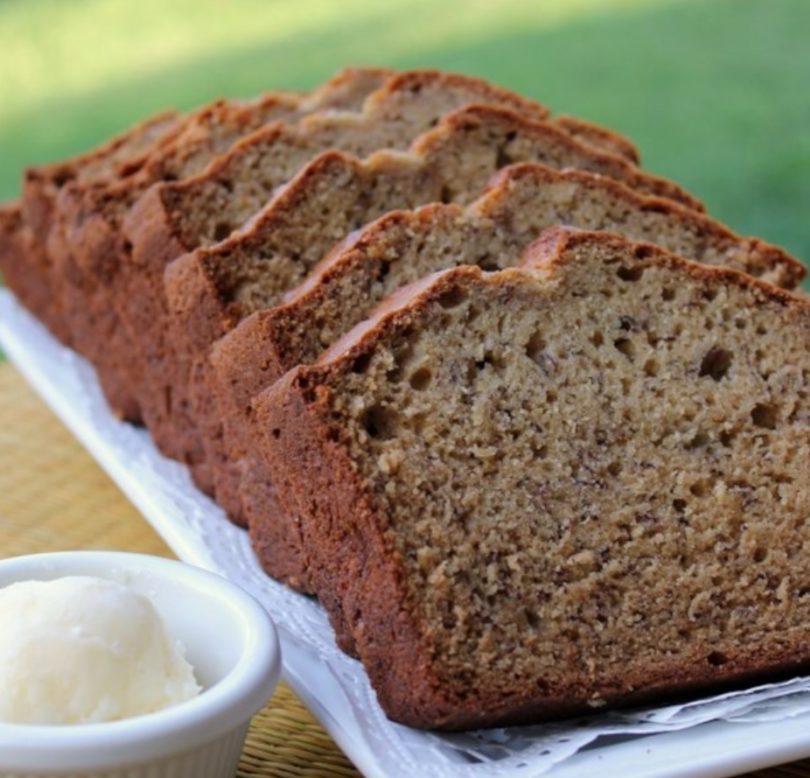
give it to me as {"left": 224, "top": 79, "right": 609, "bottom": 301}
{"left": 0, "top": 576, "right": 201, "bottom": 724}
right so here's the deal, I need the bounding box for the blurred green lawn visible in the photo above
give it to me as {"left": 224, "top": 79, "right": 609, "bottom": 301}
{"left": 0, "top": 0, "right": 807, "bottom": 292}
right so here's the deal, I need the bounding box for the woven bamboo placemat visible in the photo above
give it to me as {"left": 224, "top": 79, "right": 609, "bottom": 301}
{"left": 0, "top": 360, "right": 806, "bottom": 778}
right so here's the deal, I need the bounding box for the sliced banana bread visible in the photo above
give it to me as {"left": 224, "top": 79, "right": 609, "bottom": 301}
{"left": 253, "top": 227, "right": 810, "bottom": 730}
{"left": 160, "top": 110, "right": 703, "bottom": 518}
{"left": 203, "top": 161, "right": 803, "bottom": 567}
{"left": 128, "top": 74, "right": 649, "bottom": 467}
{"left": 162, "top": 100, "right": 707, "bottom": 515}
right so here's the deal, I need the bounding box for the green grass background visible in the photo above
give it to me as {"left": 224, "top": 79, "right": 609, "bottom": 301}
{"left": 0, "top": 0, "right": 807, "bottom": 290}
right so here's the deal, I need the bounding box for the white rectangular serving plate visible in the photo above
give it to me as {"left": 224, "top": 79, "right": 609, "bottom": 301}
{"left": 3, "top": 288, "right": 810, "bottom": 778}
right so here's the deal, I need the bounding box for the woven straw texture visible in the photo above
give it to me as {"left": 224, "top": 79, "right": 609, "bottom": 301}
{"left": 0, "top": 360, "right": 806, "bottom": 778}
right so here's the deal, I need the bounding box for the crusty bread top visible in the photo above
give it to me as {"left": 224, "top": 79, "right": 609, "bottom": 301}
{"left": 553, "top": 114, "right": 640, "bottom": 164}
{"left": 288, "top": 161, "right": 802, "bottom": 305}
{"left": 58, "top": 68, "right": 390, "bottom": 244}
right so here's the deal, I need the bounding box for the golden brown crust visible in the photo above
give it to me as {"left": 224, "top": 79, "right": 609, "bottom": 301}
{"left": 525, "top": 227, "right": 807, "bottom": 311}
{"left": 482, "top": 163, "right": 804, "bottom": 288}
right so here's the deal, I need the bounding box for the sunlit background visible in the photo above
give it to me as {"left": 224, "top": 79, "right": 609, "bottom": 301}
{"left": 1, "top": 0, "right": 807, "bottom": 284}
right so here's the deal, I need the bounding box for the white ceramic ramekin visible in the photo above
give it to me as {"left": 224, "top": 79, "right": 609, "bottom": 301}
{"left": 0, "top": 551, "right": 281, "bottom": 778}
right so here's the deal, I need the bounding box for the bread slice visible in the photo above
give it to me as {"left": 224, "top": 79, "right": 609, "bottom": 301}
{"left": 12, "top": 110, "right": 182, "bottom": 342}
{"left": 202, "top": 161, "right": 803, "bottom": 566}
{"left": 252, "top": 227, "right": 810, "bottom": 730}
{"left": 129, "top": 74, "right": 651, "bottom": 469}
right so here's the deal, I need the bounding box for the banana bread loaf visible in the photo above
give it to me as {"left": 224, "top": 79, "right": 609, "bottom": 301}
{"left": 253, "top": 227, "right": 810, "bottom": 729}
{"left": 128, "top": 74, "right": 650, "bottom": 469}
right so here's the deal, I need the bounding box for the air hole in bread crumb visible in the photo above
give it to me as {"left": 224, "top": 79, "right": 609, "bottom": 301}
{"left": 719, "top": 429, "right": 737, "bottom": 447}
{"left": 686, "top": 430, "right": 710, "bottom": 450}
{"left": 607, "top": 461, "right": 622, "bottom": 477}
{"left": 439, "top": 185, "right": 453, "bottom": 204}
{"left": 735, "top": 317, "right": 747, "bottom": 329}
{"left": 751, "top": 403, "right": 778, "bottom": 429}
{"left": 703, "top": 288, "right": 718, "bottom": 302}
{"left": 634, "top": 245, "right": 654, "bottom": 260}
{"left": 376, "top": 262, "right": 391, "bottom": 282}
{"left": 707, "top": 651, "right": 728, "bottom": 666}
{"left": 438, "top": 286, "right": 467, "bottom": 309}
{"left": 673, "top": 498, "right": 687, "bottom": 513}
{"left": 699, "top": 347, "right": 733, "bottom": 381}
{"left": 617, "top": 264, "right": 645, "bottom": 282}
{"left": 213, "top": 222, "right": 231, "bottom": 242}
{"left": 525, "top": 332, "right": 547, "bottom": 362}
{"left": 614, "top": 338, "right": 635, "bottom": 361}
{"left": 753, "top": 547, "right": 768, "bottom": 563}
{"left": 478, "top": 255, "right": 500, "bottom": 272}
{"left": 409, "top": 367, "right": 432, "bottom": 391}
{"left": 495, "top": 145, "right": 512, "bottom": 169}
{"left": 690, "top": 481, "right": 710, "bottom": 498}
{"left": 362, "top": 405, "right": 397, "bottom": 440}
{"left": 352, "top": 353, "right": 372, "bottom": 374}
{"left": 271, "top": 428, "right": 281, "bottom": 439}
{"left": 661, "top": 287, "right": 676, "bottom": 301}
{"left": 524, "top": 608, "right": 540, "bottom": 629}
{"left": 590, "top": 331, "right": 604, "bottom": 348}
{"left": 475, "top": 351, "right": 503, "bottom": 372}
{"left": 643, "top": 358, "right": 659, "bottom": 377}
{"left": 466, "top": 305, "right": 482, "bottom": 322}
